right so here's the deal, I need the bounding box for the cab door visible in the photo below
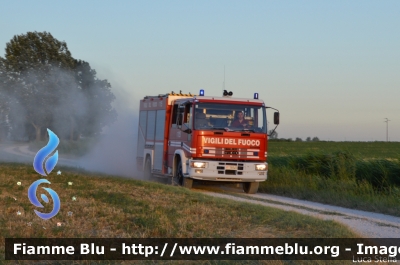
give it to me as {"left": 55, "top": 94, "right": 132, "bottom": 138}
{"left": 167, "top": 102, "right": 193, "bottom": 167}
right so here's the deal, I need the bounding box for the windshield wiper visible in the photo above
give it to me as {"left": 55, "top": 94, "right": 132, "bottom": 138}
{"left": 230, "top": 128, "right": 256, "bottom": 132}
{"left": 210, "top": 127, "right": 256, "bottom": 133}
{"left": 225, "top": 128, "right": 256, "bottom": 132}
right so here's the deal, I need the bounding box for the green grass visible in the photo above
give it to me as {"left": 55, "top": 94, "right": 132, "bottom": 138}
{"left": 263, "top": 141, "right": 400, "bottom": 216}
{"left": 261, "top": 164, "right": 400, "bottom": 216}
{"left": 0, "top": 163, "right": 358, "bottom": 264}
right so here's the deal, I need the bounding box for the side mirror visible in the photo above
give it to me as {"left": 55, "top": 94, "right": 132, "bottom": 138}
{"left": 274, "top": 112, "right": 280, "bottom": 125}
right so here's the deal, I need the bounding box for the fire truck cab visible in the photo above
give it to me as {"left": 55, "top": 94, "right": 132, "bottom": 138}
{"left": 136, "top": 90, "right": 279, "bottom": 194}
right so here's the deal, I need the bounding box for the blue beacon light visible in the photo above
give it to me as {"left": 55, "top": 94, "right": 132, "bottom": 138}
{"left": 254, "top": 93, "right": 259, "bottom": 99}
{"left": 199, "top": 89, "right": 205, "bottom": 96}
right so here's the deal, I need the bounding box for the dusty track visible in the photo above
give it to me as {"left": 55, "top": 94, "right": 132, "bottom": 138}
{"left": 195, "top": 185, "right": 400, "bottom": 238}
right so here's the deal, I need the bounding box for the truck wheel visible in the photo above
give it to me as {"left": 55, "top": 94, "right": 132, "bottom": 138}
{"left": 177, "top": 159, "right": 184, "bottom": 185}
{"left": 243, "top": 182, "right": 259, "bottom": 194}
{"left": 176, "top": 159, "right": 193, "bottom": 188}
{"left": 144, "top": 157, "right": 153, "bottom": 180}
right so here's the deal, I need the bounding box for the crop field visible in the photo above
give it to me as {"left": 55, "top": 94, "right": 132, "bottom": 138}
{"left": 268, "top": 141, "right": 400, "bottom": 160}
{"left": 262, "top": 141, "right": 400, "bottom": 216}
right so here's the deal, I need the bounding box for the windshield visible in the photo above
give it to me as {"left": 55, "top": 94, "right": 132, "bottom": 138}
{"left": 194, "top": 102, "right": 266, "bottom": 133}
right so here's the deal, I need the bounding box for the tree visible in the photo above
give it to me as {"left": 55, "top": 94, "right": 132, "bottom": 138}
{"left": 0, "top": 58, "right": 7, "bottom": 117}
{"left": 0, "top": 58, "right": 10, "bottom": 140}
{"left": 2, "top": 32, "right": 75, "bottom": 141}
{"left": 306, "top": 137, "right": 311, "bottom": 142}
{"left": 72, "top": 60, "right": 117, "bottom": 138}
{"left": 0, "top": 31, "right": 116, "bottom": 141}
{"left": 312, "top": 137, "right": 320, "bottom": 142}
{"left": 295, "top": 137, "right": 303, "bottom": 142}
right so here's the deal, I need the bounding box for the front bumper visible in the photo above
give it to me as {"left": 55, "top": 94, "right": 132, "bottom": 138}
{"left": 186, "top": 159, "right": 268, "bottom": 182}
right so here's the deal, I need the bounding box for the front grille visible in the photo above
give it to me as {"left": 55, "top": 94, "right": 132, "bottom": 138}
{"left": 224, "top": 148, "right": 238, "bottom": 155}
{"left": 204, "top": 147, "right": 259, "bottom": 158}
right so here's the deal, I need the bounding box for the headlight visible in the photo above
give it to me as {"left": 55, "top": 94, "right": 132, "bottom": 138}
{"left": 191, "top": 161, "right": 207, "bottom": 168}
{"left": 255, "top": 164, "right": 268, "bottom": 171}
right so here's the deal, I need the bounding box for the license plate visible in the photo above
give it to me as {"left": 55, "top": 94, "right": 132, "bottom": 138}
{"left": 225, "top": 165, "right": 237, "bottom": 170}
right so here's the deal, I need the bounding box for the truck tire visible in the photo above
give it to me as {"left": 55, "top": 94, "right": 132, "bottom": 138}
{"left": 176, "top": 159, "right": 193, "bottom": 189}
{"left": 144, "top": 157, "right": 153, "bottom": 181}
{"left": 243, "top": 182, "right": 259, "bottom": 194}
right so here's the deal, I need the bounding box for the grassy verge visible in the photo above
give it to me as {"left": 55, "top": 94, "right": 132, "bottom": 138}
{"left": 1, "top": 163, "right": 358, "bottom": 264}
{"left": 261, "top": 164, "right": 400, "bottom": 216}
{"left": 262, "top": 142, "right": 400, "bottom": 216}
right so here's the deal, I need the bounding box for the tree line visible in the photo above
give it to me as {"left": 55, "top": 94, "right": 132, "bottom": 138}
{"left": 268, "top": 131, "right": 320, "bottom": 142}
{"left": 0, "top": 31, "right": 116, "bottom": 142}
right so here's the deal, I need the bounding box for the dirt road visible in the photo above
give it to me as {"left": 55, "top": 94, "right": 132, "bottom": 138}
{"left": 197, "top": 187, "right": 400, "bottom": 238}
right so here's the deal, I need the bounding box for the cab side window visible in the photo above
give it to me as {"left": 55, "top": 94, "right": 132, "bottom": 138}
{"left": 177, "top": 106, "right": 184, "bottom": 128}
{"left": 185, "top": 104, "right": 192, "bottom": 129}
{"left": 171, "top": 104, "right": 178, "bottom": 128}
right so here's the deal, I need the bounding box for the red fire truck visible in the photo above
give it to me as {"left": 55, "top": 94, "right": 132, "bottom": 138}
{"left": 136, "top": 90, "right": 279, "bottom": 194}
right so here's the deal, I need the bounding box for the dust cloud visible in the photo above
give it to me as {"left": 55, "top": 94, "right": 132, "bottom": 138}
{"left": 0, "top": 68, "right": 143, "bottom": 180}
{"left": 79, "top": 85, "right": 141, "bottom": 178}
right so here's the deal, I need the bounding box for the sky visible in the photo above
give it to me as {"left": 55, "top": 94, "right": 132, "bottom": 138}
{"left": 1, "top": 0, "right": 399, "bottom": 141}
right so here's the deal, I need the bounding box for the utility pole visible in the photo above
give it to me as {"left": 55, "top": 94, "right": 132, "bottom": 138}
{"left": 384, "top": 118, "right": 391, "bottom": 142}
